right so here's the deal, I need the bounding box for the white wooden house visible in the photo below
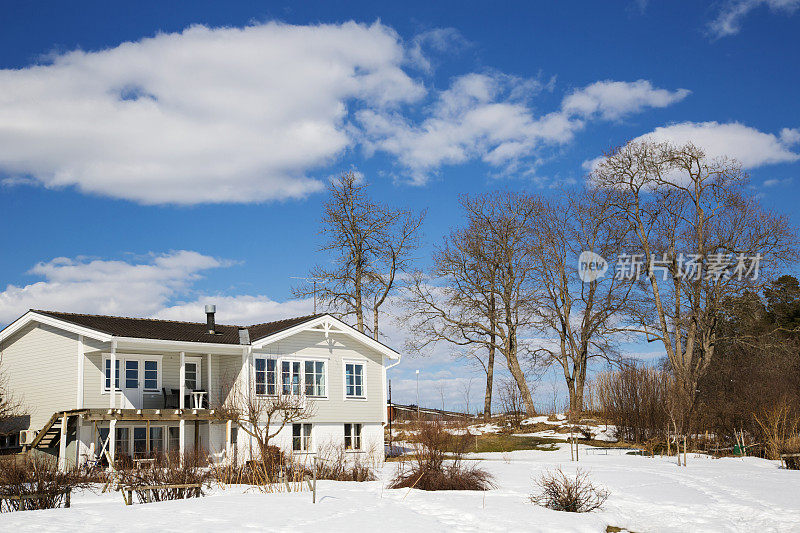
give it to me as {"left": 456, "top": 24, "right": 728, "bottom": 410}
{"left": 0, "top": 307, "right": 400, "bottom": 469}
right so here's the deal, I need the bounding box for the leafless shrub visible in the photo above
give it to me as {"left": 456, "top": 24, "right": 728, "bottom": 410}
{"left": 116, "top": 451, "right": 211, "bottom": 503}
{"left": 390, "top": 420, "right": 494, "bottom": 491}
{"left": 531, "top": 468, "right": 609, "bottom": 513}
{"left": 597, "top": 365, "right": 671, "bottom": 443}
{"left": 314, "top": 444, "right": 377, "bottom": 482}
{"left": 753, "top": 398, "right": 800, "bottom": 460}
{"left": 499, "top": 378, "right": 526, "bottom": 429}
{"left": 0, "top": 454, "right": 92, "bottom": 512}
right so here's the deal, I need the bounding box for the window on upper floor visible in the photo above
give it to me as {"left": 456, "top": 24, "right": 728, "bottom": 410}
{"left": 345, "top": 362, "right": 365, "bottom": 399}
{"left": 255, "top": 357, "right": 277, "bottom": 395}
{"left": 304, "top": 360, "right": 326, "bottom": 397}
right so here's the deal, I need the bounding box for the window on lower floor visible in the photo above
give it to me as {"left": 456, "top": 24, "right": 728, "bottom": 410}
{"left": 168, "top": 426, "right": 180, "bottom": 451}
{"left": 150, "top": 427, "right": 164, "bottom": 454}
{"left": 133, "top": 427, "right": 147, "bottom": 457}
{"left": 344, "top": 423, "right": 362, "bottom": 450}
{"left": 292, "top": 423, "right": 312, "bottom": 452}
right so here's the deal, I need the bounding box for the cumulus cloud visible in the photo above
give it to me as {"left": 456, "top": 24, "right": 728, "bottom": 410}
{"left": 156, "top": 295, "right": 315, "bottom": 325}
{"left": 561, "top": 80, "right": 690, "bottom": 121}
{"left": 639, "top": 121, "right": 800, "bottom": 167}
{"left": 585, "top": 121, "right": 800, "bottom": 172}
{"left": 0, "top": 21, "right": 423, "bottom": 204}
{"left": 708, "top": 0, "right": 800, "bottom": 38}
{"left": 0, "top": 251, "right": 225, "bottom": 323}
{"left": 359, "top": 76, "right": 688, "bottom": 184}
{"left": 0, "top": 20, "right": 689, "bottom": 201}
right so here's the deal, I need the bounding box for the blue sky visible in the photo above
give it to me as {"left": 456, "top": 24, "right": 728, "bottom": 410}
{"left": 1, "top": 1, "right": 798, "bottom": 410}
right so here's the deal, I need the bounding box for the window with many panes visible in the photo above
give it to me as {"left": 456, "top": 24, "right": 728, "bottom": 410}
{"left": 255, "top": 358, "right": 277, "bottom": 395}
{"left": 344, "top": 423, "right": 362, "bottom": 450}
{"left": 345, "top": 363, "right": 365, "bottom": 398}
{"left": 143, "top": 360, "right": 158, "bottom": 390}
{"left": 304, "top": 361, "right": 326, "bottom": 397}
{"left": 282, "top": 361, "right": 301, "bottom": 395}
{"left": 292, "top": 423, "right": 312, "bottom": 451}
{"left": 104, "top": 359, "right": 120, "bottom": 391}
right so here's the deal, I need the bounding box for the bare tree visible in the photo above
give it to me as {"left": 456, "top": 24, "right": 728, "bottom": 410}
{"left": 405, "top": 192, "right": 542, "bottom": 417}
{"left": 217, "top": 380, "right": 316, "bottom": 463}
{"left": 297, "top": 172, "right": 424, "bottom": 339}
{"left": 0, "top": 363, "right": 22, "bottom": 427}
{"left": 529, "top": 188, "right": 639, "bottom": 416}
{"left": 592, "top": 140, "right": 798, "bottom": 421}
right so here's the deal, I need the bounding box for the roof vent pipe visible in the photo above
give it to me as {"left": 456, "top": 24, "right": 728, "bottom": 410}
{"left": 205, "top": 304, "right": 216, "bottom": 334}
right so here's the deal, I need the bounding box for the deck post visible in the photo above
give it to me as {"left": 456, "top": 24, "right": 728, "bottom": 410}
{"left": 179, "top": 351, "right": 186, "bottom": 410}
{"left": 206, "top": 353, "right": 213, "bottom": 406}
{"left": 109, "top": 419, "right": 117, "bottom": 469}
{"left": 179, "top": 419, "right": 185, "bottom": 464}
{"left": 58, "top": 413, "right": 68, "bottom": 472}
{"left": 225, "top": 419, "right": 232, "bottom": 464}
{"left": 109, "top": 340, "right": 117, "bottom": 409}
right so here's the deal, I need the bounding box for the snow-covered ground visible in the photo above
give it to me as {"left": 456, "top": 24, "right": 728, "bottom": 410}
{"left": 2, "top": 443, "right": 799, "bottom": 532}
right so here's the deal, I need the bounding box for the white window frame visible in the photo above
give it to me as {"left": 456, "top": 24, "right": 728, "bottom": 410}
{"left": 343, "top": 360, "right": 367, "bottom": 401}
{"left": 183, "top": 356, "right": 202, "bottom": 391}
{"left": 344, "top": 423, "right": 362, "bottom": 451}
{"left": 292, "top": 423, "right": 313, "bottom": 453}
{"left": 102, "top": 354, "right": 162, "bottom": 394}
{"left": 254, "top": 356, "right": 278, "bottom": 396}
{"left": 302, "top": 359, "right": 328, "bottom": 398}
{"left": 272, "top": 357, "right": 329, "bottom": 399}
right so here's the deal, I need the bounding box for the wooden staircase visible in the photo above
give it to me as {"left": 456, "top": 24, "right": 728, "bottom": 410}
{"left": 28, "top": 410, "right": 84, "bottom": 450}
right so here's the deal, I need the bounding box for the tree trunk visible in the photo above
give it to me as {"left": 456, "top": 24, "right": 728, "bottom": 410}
{"left": 373, "top": 307, "right": 379, "bottom": 341}
{"left": 506, "top": 344, "right": 536, "bottom": 416}
{"left": 483, "top": 343, "right": 495, "bottom": 422}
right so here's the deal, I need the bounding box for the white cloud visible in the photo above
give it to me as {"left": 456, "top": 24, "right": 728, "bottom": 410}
{"left": 156, "top": 295, "right": 314, "bottom": 325}
{"left": 0, "top": 20, "right": 691, "bottom": 202}
{"left": 0, "top": 251, "right": 225, "bottom": 324}
{"left": 585, "top": 121, "right": 800, "bottom": 172}
{"left": 561, "top": 80, "right": 690, "bottom": 121}
{"left": 639, "top": 121, "right": 800, "bottom": 167}
{"left": 0, "top": 21, "right": 424, "bottom": 204}
{"left": 708, "top": 0, "right": 800, "bottom": 38}
{"left": 360, "top": 75, "right": 688, "bottom": 184}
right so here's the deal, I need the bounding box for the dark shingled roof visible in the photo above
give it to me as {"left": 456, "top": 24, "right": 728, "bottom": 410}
{"left": 31, "top": 310, "right": 323, "bottom": 345}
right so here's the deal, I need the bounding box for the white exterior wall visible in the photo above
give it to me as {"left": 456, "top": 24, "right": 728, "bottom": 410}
{"left": 0, "top": 322, "right": 79, "bottom": 429}
{"left": 234, "top": 422, "right": 384, "bottom": 465}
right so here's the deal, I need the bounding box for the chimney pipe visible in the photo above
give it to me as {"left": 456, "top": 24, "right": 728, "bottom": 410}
{"left": 205, "top": 304, "right": 216, "bottom": 334}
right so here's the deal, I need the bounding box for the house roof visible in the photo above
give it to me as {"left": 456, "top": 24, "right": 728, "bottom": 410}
{"left": 30, "top": 310, "right": 323, "bottom": 345}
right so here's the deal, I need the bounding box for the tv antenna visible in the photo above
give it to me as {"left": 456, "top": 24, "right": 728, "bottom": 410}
{"left": 289, "top": 276, "right": 329, "bottom": 314}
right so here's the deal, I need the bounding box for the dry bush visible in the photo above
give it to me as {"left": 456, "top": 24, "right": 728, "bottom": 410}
{"left": 531, "top": 468, "right": 609, "bottom": 513}
{"left": 390, "top": 420, "right": 493, "bottom": 491}
{"left": 315, "top": 442, "right": 377, "bottom": 482}
{"left": 597, "top": 365, "right": 671, "bottom": 443}
{"left": 499, "top": 378, "right": 526, "bottom": 429}
{"left": 0, "top": 454, "right": 93, "bottom": 512}
{"left": 117, "top": 451, "right": 211, "bottom": 503}
{"left": 753, "top": 398, "right": 800, "bottom": 460}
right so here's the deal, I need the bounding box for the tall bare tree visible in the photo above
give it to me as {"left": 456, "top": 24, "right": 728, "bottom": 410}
{"left": 592, "top": 140, "right": 798, "bottom": 418}
{"left": 405, "top": 192, "right": 542, "bottom": 417}
{"left": 298, "top": 172, "right": 424, "bottom": 339}
{"left": 529, "top": 188, "right": 639, "bottom": 415}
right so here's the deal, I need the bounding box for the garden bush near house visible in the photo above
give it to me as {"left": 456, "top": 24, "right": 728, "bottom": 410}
{"left": 116, "top": 451, "right": 211, "bottom": 503}
{"left": 0, "top": 454, "right": 93, "bottom": 512}
{"left": 314, "top": 442, "right": 378, "bottom": 482}
{"left": 531, "top": 468, "right": 609, "bottom": 513}
{"left": 390, "top": 420, "right": 494, "bottom": 491}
